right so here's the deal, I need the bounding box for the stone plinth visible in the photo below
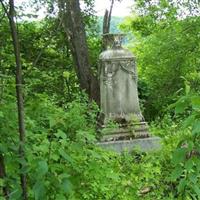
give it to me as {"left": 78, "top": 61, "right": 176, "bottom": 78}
{"left": 97, "top": 137, "right": 161, "bottom": 153}
{"left": 97, "top": 121, "right": 161, "bottom": 153}
{"left": 100, "top": 122, "right": 149, "bottom": 140}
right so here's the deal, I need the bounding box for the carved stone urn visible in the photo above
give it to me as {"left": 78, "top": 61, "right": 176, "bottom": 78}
{"left": 99, "top": 33, "right": 148, "bottom": 139}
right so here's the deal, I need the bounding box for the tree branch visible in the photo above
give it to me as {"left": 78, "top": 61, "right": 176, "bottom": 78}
{"left": 0, "top": 10, "right": 6, "bottom": 23}
{"left": 0, "top": 0, "right": 9, "bottom": 18}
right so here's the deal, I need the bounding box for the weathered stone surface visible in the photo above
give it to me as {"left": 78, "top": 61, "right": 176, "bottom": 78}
{"left": 97, "top": 137, "right": 161, "bottom": 153}
{"left": 100, "top": 122, "right": 149, "bottom": 141}
{"left": 100, "top": 122, "right": 150, "bottom": 142}
{"left": 99, "top": 34, "right": 143, "bottom": 124}
{"left": 97, "top": 34, "right": 157, "bottom": 153}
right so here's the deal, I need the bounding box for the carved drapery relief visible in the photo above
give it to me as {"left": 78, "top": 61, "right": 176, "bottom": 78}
{"left": 100, "top": 58, "right": 142, "bottom": 122}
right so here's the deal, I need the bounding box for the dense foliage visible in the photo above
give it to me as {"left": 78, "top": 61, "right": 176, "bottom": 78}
{"left": 121, "top": 0, "right": 200, "bottom": 120}
{"left": 1, "top": 0, "right": 200, "bottom": 199}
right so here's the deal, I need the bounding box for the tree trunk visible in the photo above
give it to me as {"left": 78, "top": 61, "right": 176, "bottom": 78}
{"left": 103, "top": 0, "right": 114, "bottom": 34}
{"left": 58, "top": 0, "right": 100, "bottom": 104}
{"left": 102, "top": 0, "right": 115, "bottom": 50}
{"left": 8, "top": 0, "right": 27, "bottom": 199}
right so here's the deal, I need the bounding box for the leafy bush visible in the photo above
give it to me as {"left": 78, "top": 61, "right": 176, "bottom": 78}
{"left": 120, "top": 0, "right": 200, "bottom": 120}
{"left": 0, "top": 85, "right": 179, "bottom": 199}
{"left": 169, "top": 88, "right": 200, "bottom": 199}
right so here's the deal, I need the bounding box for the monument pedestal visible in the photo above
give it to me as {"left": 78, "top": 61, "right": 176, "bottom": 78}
{"left": 97, "top": 136, "right": 161, "bottom": 153}
{"left": 100, "top": 121, "right": 149, "bottom": 141}
{"left": 98, "top": 122, "right": 161, "bottom": 153}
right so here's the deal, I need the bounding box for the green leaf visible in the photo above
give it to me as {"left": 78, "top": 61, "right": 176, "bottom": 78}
{"left": 185, "top": 84, "right": 190, "bottom": 95}
{"left": 175, "top": 98, "right": 189, "bottom": 114}
{"left": 185, "top": 159, "right": 194, "bottom": 171}
{"left": 63, "top": 71, "right": 70, "bottom": 79}
{"left": 49, "top": 117, "right": 56, "bottom": 128}
{"left": 9, "top": 189, "right": 22, "bottom": 200}
{"left": 56, "top": 129, "right": 67, "bottom": 139}
{"left": 172, "top": 148, "right": 187, "bottom": 165}
{"left": 60, "top": 178, "right": 73, "bottom": 193}
{"left": 183, "top": 115, "right": 195, "bottom": 128}
{"left": 0, "top": 178, "right": 4, "bottom": 187}
{"left": 33, "top": 181, "right": 46, "bottom": 200}
{"left": 55, "top": 194, "right": 66, "bottom": 200}
{"left": 193, "top": 157, "right": 200, "bottom": 169}
{"left": 0, "top": 111, "right": 4, "bottom": 118}
{"left": 193, "top": 185, "right": 200, "bottom": 197}
{"left": 192, "top": 120, "right": 200, "bottom": 135}
{"left": 187, "top": 141, "right": 194, "bottom": 151}
{"left": 37, "top": 160, "right": 48, "bottom": 176}
{"left": 59, "top": 149, "right": 73, "bottom": 164}
{"left": 188, "top": 173, "right": 197, "bottom": 184}
{"left": 0, "top": 143, "right": 8, "bottom": 153}
{"left": 59, "top": 173, "right": 70, "bottom": 179}
{"left": 191, "top": 96, "right": 200, "bottom": 110}
{"left": 177, "top": 178, "right": 187, "bottom": 193}
{"left": 170, "top": 166, "right": 183, "bottom": 181}
{"left": 108, "top": 173, "right": 120, "bottom": 181}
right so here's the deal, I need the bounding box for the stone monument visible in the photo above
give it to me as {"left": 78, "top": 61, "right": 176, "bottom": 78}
{"left": 98, "top": 34, "right": 160, "bottom": 152}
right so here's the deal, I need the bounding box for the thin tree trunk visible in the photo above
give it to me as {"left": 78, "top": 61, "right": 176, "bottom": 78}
{"left": 8, "top": 0, "right": 27, "bottom": 199}
{"left": 102, "top": 9, "right": 109, "bottom": 50}
{"left": 103, "top": 9, "right": 109, "bottom": 34}
{"left": 107, "top": 0, "right": 114, "bottom": 32}
{"left": 0, "top": 3, "right": 9, "bottom": 199}
{"left": 102, "top": 0, "right": 115, "bottom": 50}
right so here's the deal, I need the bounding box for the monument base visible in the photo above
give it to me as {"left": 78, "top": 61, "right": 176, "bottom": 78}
{"left": 98, "top": 122, "right": 161, "bottom": 153}
{"left": 100, "top": 121, "right": 149, "bottom": 141}
{"left": 97, "top": 137, "right": 161, "bottom": 153}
